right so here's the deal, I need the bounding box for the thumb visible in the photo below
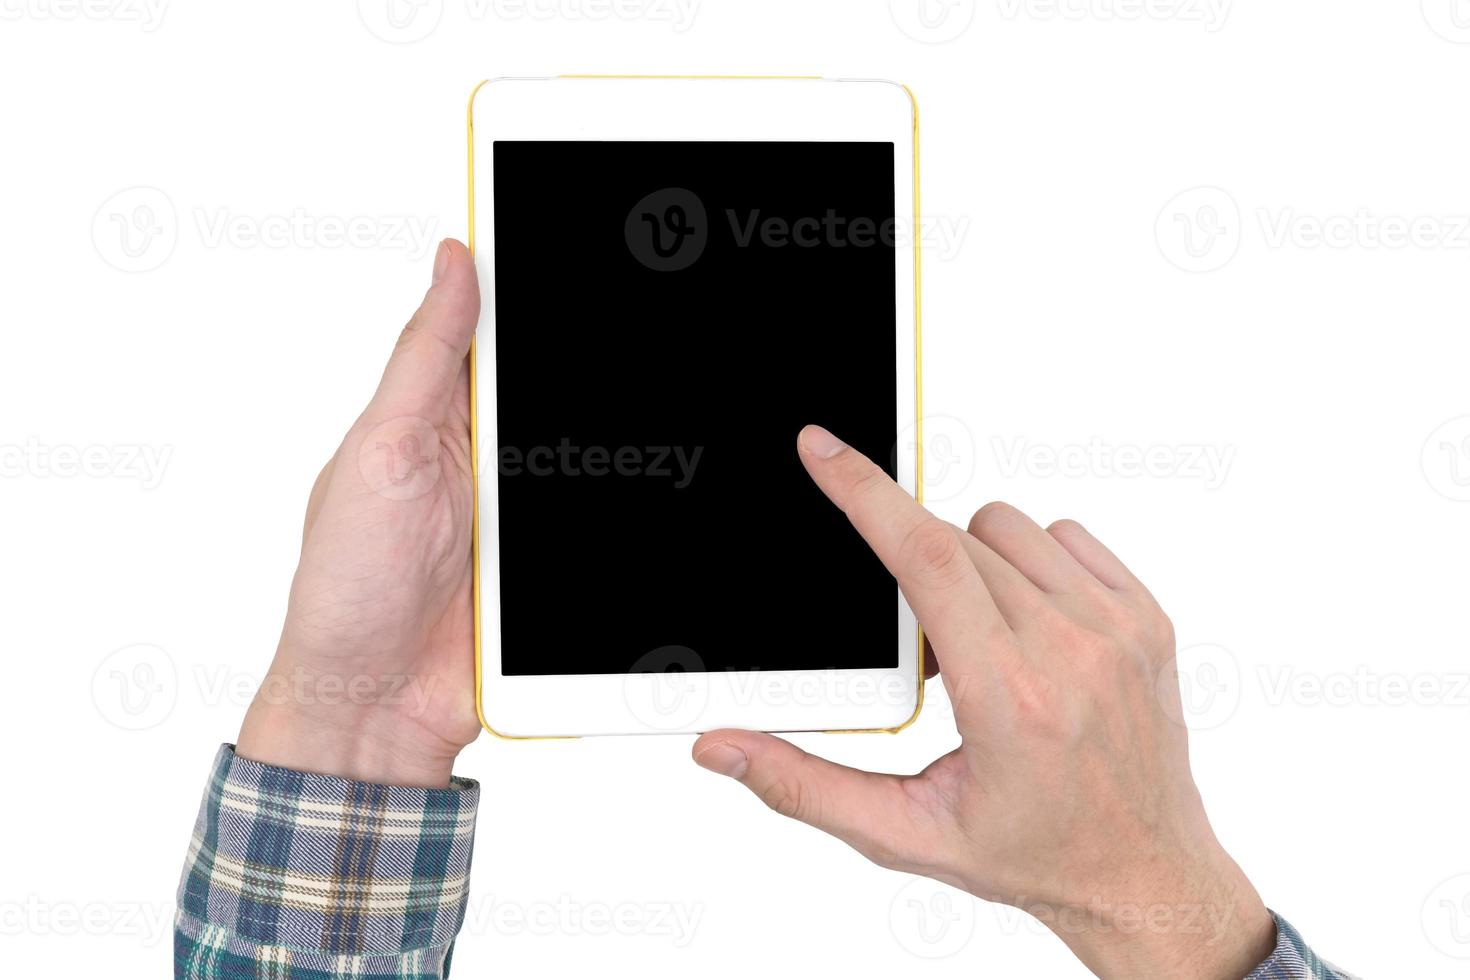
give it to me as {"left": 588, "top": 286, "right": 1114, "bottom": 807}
{"left": 692, "top": 729, "right": 931, "bottom": 871}
{"left": 372, "top": 238, "right": 480, "bottom": 416}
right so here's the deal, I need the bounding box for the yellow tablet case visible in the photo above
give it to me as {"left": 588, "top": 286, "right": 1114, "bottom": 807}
{"left": 467, "top": 76, "right": 924, "bottom": 739}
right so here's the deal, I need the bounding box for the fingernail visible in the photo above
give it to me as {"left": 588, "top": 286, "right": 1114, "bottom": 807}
{"left": 800, "top": 425, "right": 847, "bottom": 460}
{"left": 694, "top": 742, "right": 748, "bottom": 779}
{"left": 432, "top": 241, "right": 450, "bottom": 283}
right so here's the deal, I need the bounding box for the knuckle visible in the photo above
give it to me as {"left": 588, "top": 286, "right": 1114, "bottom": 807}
{"left": 846, "top": 462, "right": 890, "bottom": 504}
{"left": 1149, "top": 609, "right": 1177, "bottom": 655}
{"left": 393, "top": 314, "right": 423, "bottom": 354}
{"left": 1004, "top": 667, "right": 1065, "bottom": 733}
{"left": 759, "top": 776, "right": 811, "bottom": 823}
{"left": 834, "top": 459, "right": 891, "bottom": 517}
{"left": 1107, "top": 601, "right": 1171, "bottom": 657}
{"left": 897, "top": 519, "right": 966, "bottom": 587}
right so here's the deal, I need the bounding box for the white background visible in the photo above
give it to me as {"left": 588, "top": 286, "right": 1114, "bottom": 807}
{"left": 2, "top": 1, "right": 1468, "bottom": 977}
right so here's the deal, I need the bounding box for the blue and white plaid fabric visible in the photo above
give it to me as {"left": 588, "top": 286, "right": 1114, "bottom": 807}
{"left": 1247, "top": 912, "right": 1355, "bottom": 979}
{"left": 174, "top": 745, "right": 478, "bottom": 979}
{"left": 174, "top": 744, "right": 1347, "bottom": 978}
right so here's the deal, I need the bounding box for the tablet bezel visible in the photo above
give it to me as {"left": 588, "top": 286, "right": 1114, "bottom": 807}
{"left": 469, "top": 76, "right": 922, "bottom": 737}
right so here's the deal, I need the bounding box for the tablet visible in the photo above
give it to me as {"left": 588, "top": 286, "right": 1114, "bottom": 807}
{"left": 468, "top": 76, "right": 922, "bottom": 737}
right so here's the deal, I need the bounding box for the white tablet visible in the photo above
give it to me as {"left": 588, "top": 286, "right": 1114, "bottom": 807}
{"left": 468, "top": 76, "right": 922, "bottom": 737}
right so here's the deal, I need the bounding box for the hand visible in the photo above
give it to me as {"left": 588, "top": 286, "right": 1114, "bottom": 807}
{"left": 236, "top": 240, "right": 481, "bottom": 788}
{"left": 692, "top": 425, "right": 1276, "bottom": 978}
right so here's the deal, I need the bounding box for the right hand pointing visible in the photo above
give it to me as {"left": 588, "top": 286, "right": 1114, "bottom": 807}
{"left": 692, "top": 424, "right": 1276, "bottom": 979}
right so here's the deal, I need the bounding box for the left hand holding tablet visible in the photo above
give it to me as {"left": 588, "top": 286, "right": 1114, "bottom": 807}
{"left": 235, "top": 239, "right": 482, "bottom": 789}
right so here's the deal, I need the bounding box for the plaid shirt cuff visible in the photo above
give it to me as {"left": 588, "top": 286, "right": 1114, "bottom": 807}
{"left": 1245, "top": 912, "right": 1355, "bottom": 980}
{"left": 174, "top": 744, "right": 479, "bottom": 979}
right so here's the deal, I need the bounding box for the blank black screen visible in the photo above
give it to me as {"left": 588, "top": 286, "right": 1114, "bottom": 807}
{"left": 492, "top": 140, "right": 898, "bottom": 675}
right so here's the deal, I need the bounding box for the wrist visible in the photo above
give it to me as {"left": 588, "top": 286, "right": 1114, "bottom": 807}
{"left": 1035, "top": 848, "right": 1275, "bottom": 979}
{"left": 236, "top": 668, "right": 459, "bottom": 788}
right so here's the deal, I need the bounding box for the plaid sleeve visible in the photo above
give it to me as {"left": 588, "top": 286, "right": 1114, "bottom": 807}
{"left": 1245, "top": 912, "right": 1356, "bottom": 980}
{"left": 174, "top": 745, "right": 479, "bottom": 979}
